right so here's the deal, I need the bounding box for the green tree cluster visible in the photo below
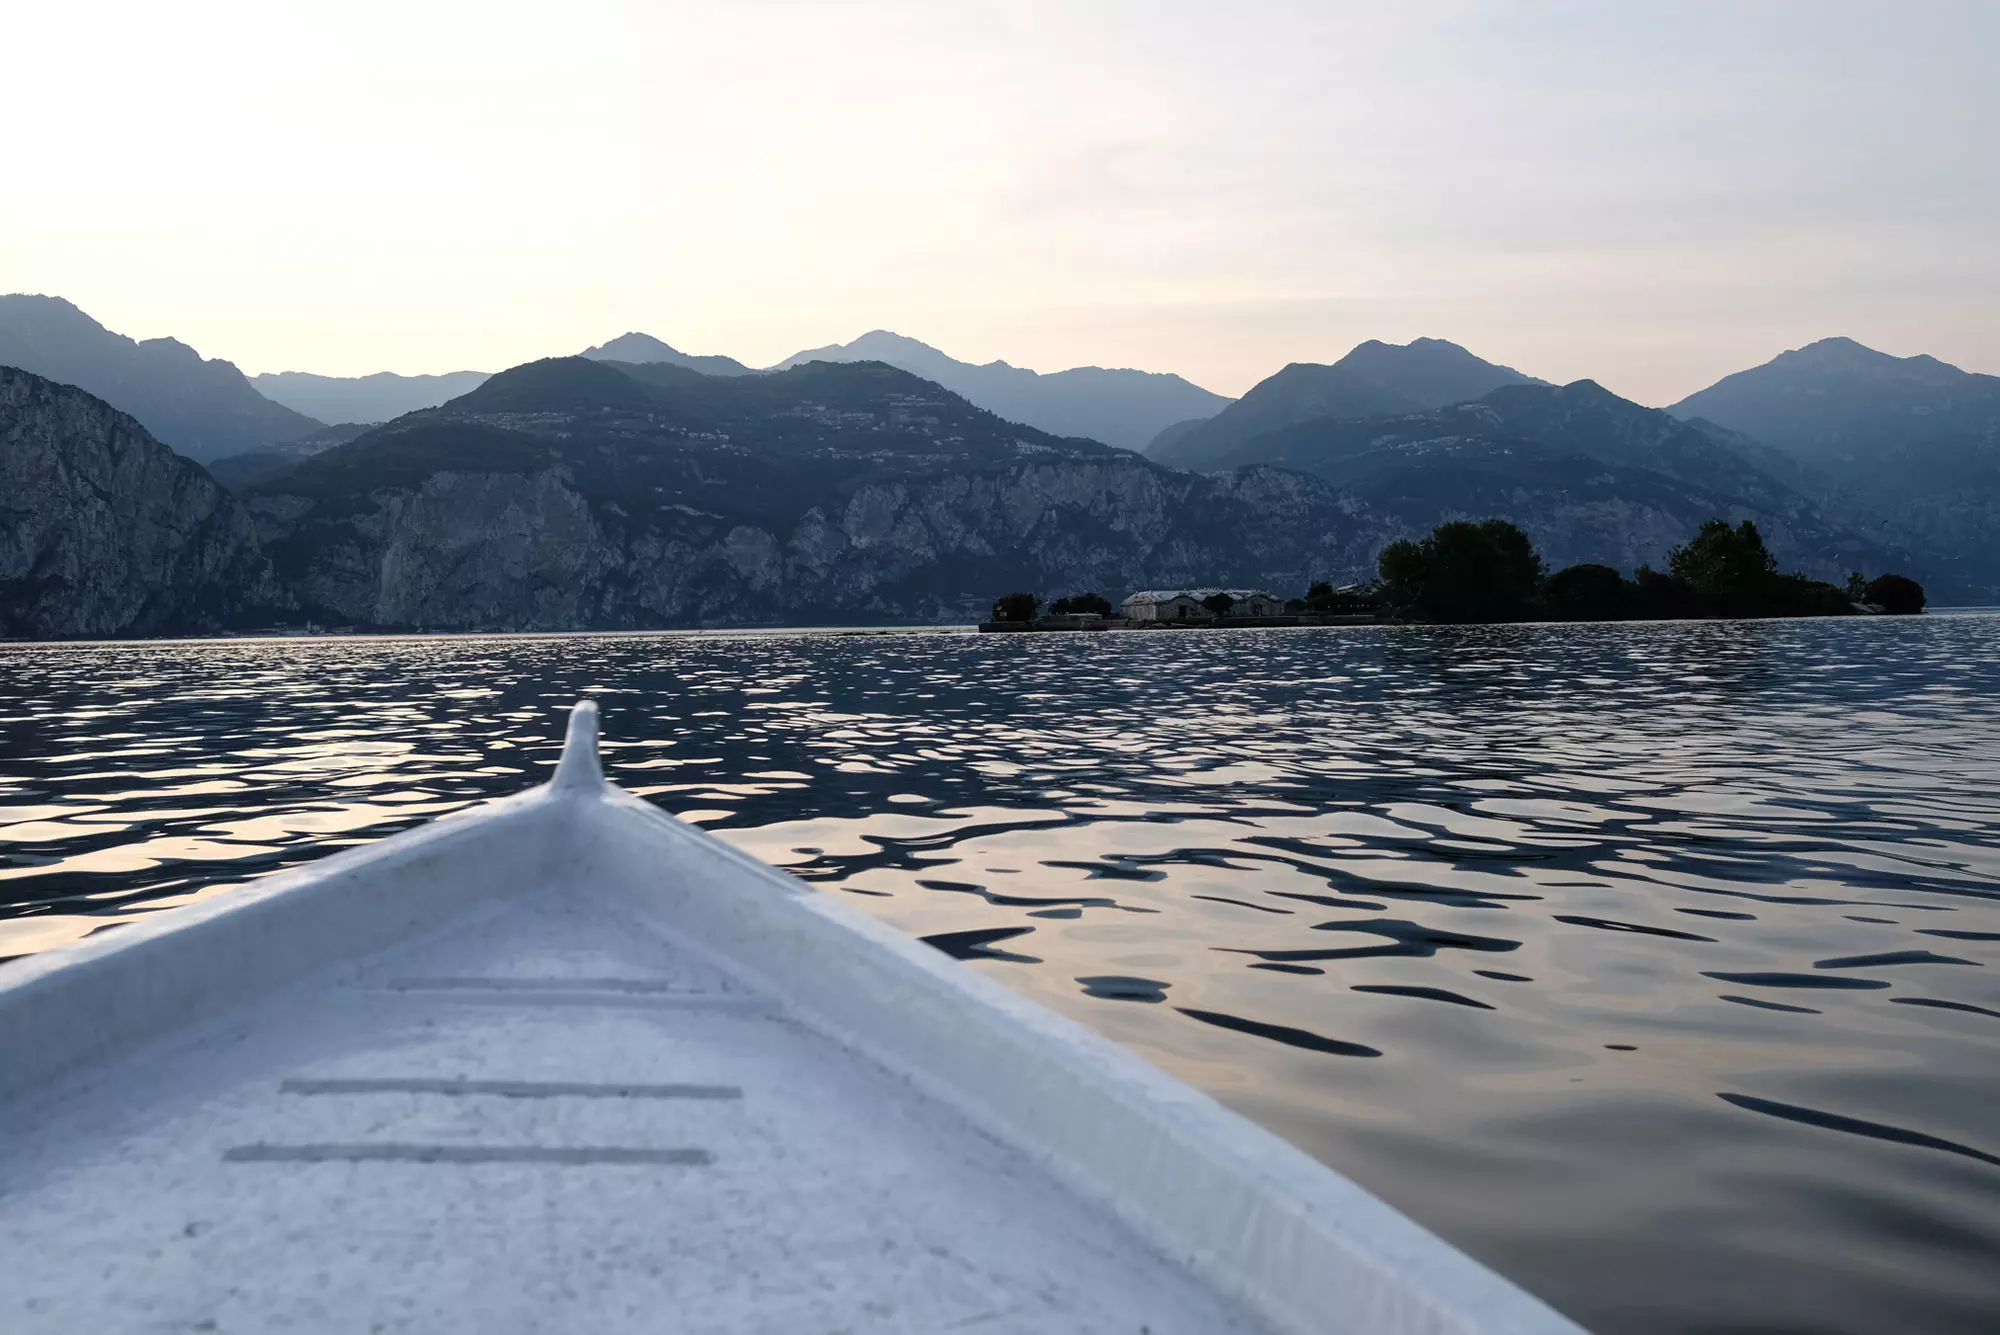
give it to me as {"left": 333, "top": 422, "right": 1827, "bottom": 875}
{"left": 990, "top": 592, "right": 1039, "bottom": 622}
{"left": 1375, "top": 518, "right": 1925, "bottom": 624}
{"left": 1376, "top": 520, "right": 1544, "bottom": 623}
{"left": 1049, "top": 592, "right": 1113, "bottom": 616}
{"left": 1864, "top": 573, "right": 1926, "bottom": 614}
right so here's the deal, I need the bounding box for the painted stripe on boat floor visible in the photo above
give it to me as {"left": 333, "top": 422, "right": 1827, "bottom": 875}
{"left": 376, "top": 978, "right": 776, "bottom": 1012}
{"left": 388, "top": 977, "right": 695, "bottom": 993}
{"left": 280, "top": 1077, "right": 742, "bottom": 1100}
{"left": 224, "top": 1144, "right": 713, "bottom": 1166}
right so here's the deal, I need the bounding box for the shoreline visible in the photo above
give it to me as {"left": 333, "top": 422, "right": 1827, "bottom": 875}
{"left": 4, "top": 607, "right": 1995, "bottom": 651}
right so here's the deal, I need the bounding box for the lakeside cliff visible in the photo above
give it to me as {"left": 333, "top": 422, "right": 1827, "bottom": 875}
{"left": 0, "top": 353, "right": 1926, "bottom": 636}
{"left": 0, "top": 367, "right": 287, "bottom": 638}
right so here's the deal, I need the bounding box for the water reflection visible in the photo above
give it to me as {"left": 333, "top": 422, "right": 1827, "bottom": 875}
{"left": 2, "top": 618, "right": 1997, "bottom": 1334}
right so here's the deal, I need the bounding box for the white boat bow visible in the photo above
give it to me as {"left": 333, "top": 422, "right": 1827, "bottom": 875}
{"left": 0, "top": 700, "right": 1586, "bottom": 1334}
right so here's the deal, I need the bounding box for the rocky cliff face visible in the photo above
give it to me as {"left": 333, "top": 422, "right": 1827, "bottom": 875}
{"left": 242, "top": 437, "right": 1884, "bottom": 633}
{"left": 222, "top": 355, "right": 1931, "bottom": 632}
{"left": 2, "top": 350, "right": 1941, "bottom": 640}
{"left": 0, "top": 367, "right": 287, "bottom": 637}
{"left": 246, "top": 438, "right": 1393, "bottom": 629}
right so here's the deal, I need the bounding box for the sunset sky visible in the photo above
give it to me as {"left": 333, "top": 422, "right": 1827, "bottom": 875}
{"left": 4, "top": 0, "right": 1993, "bottom": 403}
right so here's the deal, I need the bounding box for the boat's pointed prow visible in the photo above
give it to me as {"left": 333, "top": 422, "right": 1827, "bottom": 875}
{"left": 550, "top": 699, "right": 604, "bottom": 794}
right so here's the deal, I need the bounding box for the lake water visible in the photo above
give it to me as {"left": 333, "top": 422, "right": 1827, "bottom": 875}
{"left": 2, "top": 617, "right": 1996, "bottom": 1335}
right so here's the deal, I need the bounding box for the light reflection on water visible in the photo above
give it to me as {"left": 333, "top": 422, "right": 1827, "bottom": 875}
{"left": 3, "top": 618, "right": 1998, "bottom": 1335}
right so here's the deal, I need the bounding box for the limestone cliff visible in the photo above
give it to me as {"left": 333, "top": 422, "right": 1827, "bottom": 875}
{"left": 239, "top": 357, "right": 1900, "bottom": 630}
{"left": 0, "top": 366, "right": 287, "bottom": 637}
{"left": 2, "top": 351, "right": 1919, "bottom": 639}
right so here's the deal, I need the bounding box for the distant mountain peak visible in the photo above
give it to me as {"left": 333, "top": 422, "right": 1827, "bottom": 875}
{"left": 1675, "top": 338, "right": 1986, "bottom": 420}
{"left": 0, "top": 294, "right": 322, "bottom": 460}
{"left": 582, "top": 331, "right": 688, "bottom": 359}
{"left": 1666, "top": 339, "right": 2000, "bottom": 596}
{"left": 451, "top": 356, "right": 659, "bottom": 413}
{"left": 1773, "top": 336, "right": 1901, "bottom": 370}
{"left": 2, "top": 292, "right": 95, "bottom": 324}
{"left": 578, "top": 331, "right": 754, "bottom": 378}
{"left": 771, "top": 331, "right": 1231, "bottom": 450}
{"left": 1147, "top": 337, "right": 1544, "bottom": 469}
{"left": 847, "top": 330, "right": 939, "bottom": 355}
{"left": 1347, "top": 335, "right": 1475, "bottom": 358}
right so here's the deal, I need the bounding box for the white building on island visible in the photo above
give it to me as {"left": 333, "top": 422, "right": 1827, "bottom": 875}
{"left": 1120, "top": 588, "right": 1285, "bottom": 621}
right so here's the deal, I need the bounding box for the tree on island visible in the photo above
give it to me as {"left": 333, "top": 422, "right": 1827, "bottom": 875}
{"left": 1865, "top": 573, "right": 1926, "bottom": 614}
{"left": 1201, "top": 592, "right": 1236, "bottom": 619}
{"left": 1542, "top": 563, "right": 1632, "bottom": 621}
{"left": 991, "top": 592, "right": 1039, "bottom": 622}
{"left": 1049, "top": 592, "right": 1113, "bottom": 616}
{"left": 1666, "top": 519, "right": 1848, "bottom": 617}
{"left": 1631, "top": 565, "right": 1696, "bottom": 620}
{"left": 1375, "top": 515, "right": 1922, "bottom": 624}
{"left": 1667, "top": 520, "right": 1775, "bottom": 612}
{"left": 1378, "top": 519, "right": 1543, "bottom": 623}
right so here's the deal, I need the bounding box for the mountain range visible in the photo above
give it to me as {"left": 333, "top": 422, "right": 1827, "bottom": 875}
{"left": 0, "top": 295, "right": 322, "bottom": 462}
{"left": 1189, "top": 377, "right": 1906, "bottom": 582}
{"left": 767, "top": 329, "right": 1233, "bottom": 450}
{"left": 246, "top": 370, "right": 490, "bottom": 427}
{"left": 1669, "top": 337, "right": 2000, "bottom": 598}
{"left": 234, "top": 357, "right": 1352, "bottom": 630}
{"left": 2, "top": 295, "right": 1995, "bottom": 635}
{"left": 0, "top": 350, "right": 1932, "bottom": 637}
{"left": 236, "top": 327, "right": 1232, "bottom": 452}
{"left": 1146, "top": 337, "right": 1544, "bottom": 470}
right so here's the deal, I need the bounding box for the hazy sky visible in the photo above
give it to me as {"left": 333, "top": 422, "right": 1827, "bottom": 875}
{"left": 4, "top": 1, "right": 1994, "bottom": 404}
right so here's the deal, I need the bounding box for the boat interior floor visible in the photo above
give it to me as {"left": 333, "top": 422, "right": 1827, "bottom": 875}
{"left": 0, "top": 886, "right": 1268, "bottom": 1334}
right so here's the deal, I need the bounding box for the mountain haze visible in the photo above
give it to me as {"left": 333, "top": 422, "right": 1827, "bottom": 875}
{"left": 251, "top": 369, "right": 492, "bottom": 425}
{"left": 1148, "top": 337, "right": 1544, "bottom": 470}
{"left": 0, "top": 295, "right": 323, "bottom": 461}
{"left": 774, "top": 330, "right": 1233, "bottom": 451}
{"left": 206, "top": 423, "right": 373, "bottom": 492}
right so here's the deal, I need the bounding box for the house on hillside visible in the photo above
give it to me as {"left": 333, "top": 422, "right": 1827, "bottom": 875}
{"left": 1121, "top": 588, "right": 1285, "bottom": 621}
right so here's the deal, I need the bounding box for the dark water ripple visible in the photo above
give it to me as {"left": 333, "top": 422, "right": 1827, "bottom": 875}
{"left": 3, "top": 616, "right": 1998, "bottom": 1335}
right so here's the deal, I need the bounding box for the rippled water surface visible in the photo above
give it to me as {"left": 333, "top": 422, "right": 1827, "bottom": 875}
{"left": 3, "top": 618, "right": 1998, "bottom": 1334}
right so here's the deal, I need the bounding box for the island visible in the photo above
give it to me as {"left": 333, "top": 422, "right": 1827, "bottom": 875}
{"left": 982, "top": 518, "right": 1926, "bottom": 632}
